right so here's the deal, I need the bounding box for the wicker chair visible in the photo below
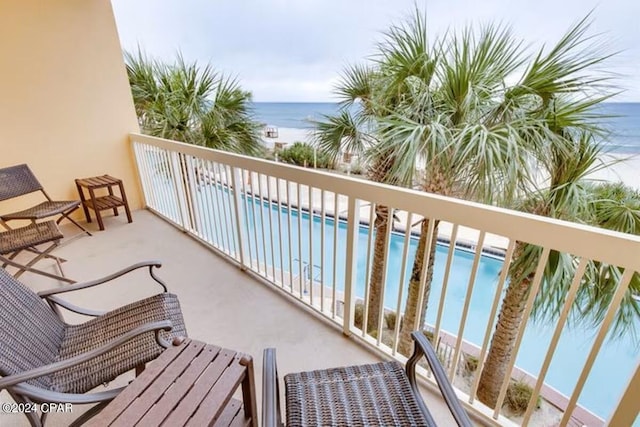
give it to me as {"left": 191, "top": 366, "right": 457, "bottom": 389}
{"left": 0, "top": 221, "right": 73, "bottom": 283}
{"left": 262, "top": 331, "right": 473, "bottom": 427}
{"left": 0, "top": 261, "right": 187, "bottom": 427}
{"left": 0, "top": 164, "right": 91, "bottom": 236}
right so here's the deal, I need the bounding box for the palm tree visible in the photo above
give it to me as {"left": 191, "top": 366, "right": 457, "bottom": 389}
{"left": 577, "top": 182, "right": 640, "bottom": 341}
{"left": 377, "top": 21, "right": 538, "bottom": 356}
{"left": 312, "top": 13, "right": 442, "bottom": 334}
{"left": 314, "top": 12, "right": 538, "bottom": 341}
{"left": 125, "top": 50, "right": 262, "bottom": 156}
{"left": 314, "top": 9, "right": 636, "bottom": 419}
{"left": 313, "top": 66, "right": 393, "bottom": 333}
{"left": 474, "top": 16, "right": 627, "bottom": 406}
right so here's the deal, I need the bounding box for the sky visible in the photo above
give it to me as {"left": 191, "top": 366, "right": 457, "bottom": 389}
{"left": 111, "top": 0, "right": 640, "bottom": 102}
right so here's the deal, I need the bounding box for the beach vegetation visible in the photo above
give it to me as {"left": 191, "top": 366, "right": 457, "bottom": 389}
{"left": 463, "top": 354, "right": 479, "bottom": 375}
{"left": 354, "top": 301, "right": 365, "bottom": 330}
{"left": 278, "top": 141, "right": 332, "bottom": 168}
{"left": 125, "top": 49, "right": 262, "bottom": 156}
{"left": 505, "top": 380, "right": 540, "bottom": 415}
{"left": 384, "top": 311, "right": 399, "bottom": 330}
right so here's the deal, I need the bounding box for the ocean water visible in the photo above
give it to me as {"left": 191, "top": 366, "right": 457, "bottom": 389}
{"left": 252, "top": 102, "right": 341, "bottom": 128}
{"left": 252, "top": 102, "right": 640, "bottom": 153}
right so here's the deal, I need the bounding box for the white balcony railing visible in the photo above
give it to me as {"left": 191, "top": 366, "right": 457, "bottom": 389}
{"left": 131, "top": 133, "right": 640, "bottom": 427}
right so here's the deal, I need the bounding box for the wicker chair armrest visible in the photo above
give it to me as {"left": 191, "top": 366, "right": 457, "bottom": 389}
{"left": 10, "top": 382, "right": 124, "bottom": 404}
{"left": 45, "top": 295, "right": 107, "bottom": 317}
{"left": 38, "top": 261, "right": 167, "bottom": 298}
{"left": 406, "top": 331, "right": 473, "bottom": 427}
{"left": 262, "top": 348, "right": 283, "bottom": 427}
{"left": 0, "top": 320, "right": 173, "bottom": 390}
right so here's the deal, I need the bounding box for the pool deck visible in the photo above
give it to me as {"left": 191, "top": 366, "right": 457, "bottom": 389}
{"left": 0, "top": 210, "right": 483, "bottom": 426}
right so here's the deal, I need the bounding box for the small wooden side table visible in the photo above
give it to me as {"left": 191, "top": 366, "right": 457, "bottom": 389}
{"left": 75, "top": 175, "right": 132, "bottom": 231}
{"left": 88, "top": 338, "right": 258, "bottom": 427}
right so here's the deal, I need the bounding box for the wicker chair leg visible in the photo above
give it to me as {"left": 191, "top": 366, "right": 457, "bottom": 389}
{"left": 135, "top": 363, "right": 146, "bottom": 376}
{"left": 0, "top": 253, "right": 75, "bottom": 283}
{"left": 68, "top": 401, "right": 111, "bottom": 427}
{"left": 57, "top": 211, "right": 93, "bottom": 237}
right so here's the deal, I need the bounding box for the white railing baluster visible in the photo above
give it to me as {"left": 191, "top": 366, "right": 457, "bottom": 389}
{"left": 362, "top": 203, "right": 376, "bottom": 336}
{"left": 257, "top": 173, "right": 269, "bottom": 277}
{"left": 212, "top": 162, "right": 230, "bottom": 254}
{"left": 331, "top": 192, "right": 339, "bottom": 319}
{"left": 449, "top": 231, "right": 486, "bottom": 380}
{"left": 559, "top": 268, "right": 635, "bottom": 425}
{"left": 343, "top": 197, "right": 360, "bottom": 336}
{"left": 204, "top": 160, "right": 222, "bottom": 249}
{"left": 297, "top": 183, "right": 304, "bottom": 299}
{"left": 168, "top": 151, "right": 185, "bottom": 226}
{"left": 608, "top": 361, "right": 640, "bottom": 427}
{"left": 276, "top": 178, "right": 285, "bottom": 287}
{"left": 249, "top": 172, "right": 261, "bottom": 273}
{"left": 286, "top": 180, "right": 294, "bottom": 293}
{"left": 376, "top": 207, "right": 394, "bottom": 346}
{"left": 320, "top": 190, "right": 326, "bottom": 313}
{"left": 186, "top": 156, "right": 204, "bottom": 239}
{"left": 266, "top": 175, "right": 277, "bottom": 281}
{"left": 202, "top": 159, "right": 219, "bottom": 245}
{"left": 240, "top": 169, "right": 255, "bottom": 268}
{"left": 178, "top": 153, "right": 196, "bottom": 234}
{"left": 413, "top": 217, "right": 436, "bottom": 333}
{"left": 392, "top": 213, "right": 414, "bottom": 355}
{"left": 155, "top": 148, "right": 171, "bottom": 219}
{"left": 522, "top": 258, "right": 589, "bottom": 424}
{"left": 224, "top": 163, "right": 238, "bottom": 255}
{"left": 230, "top": 166, "right": 248, "bottom": 269}
{"left": 308, "top": 185, "right": 314, "bottom": 307}
{"left": 434, "top": 224, "right": 459, "bottom": 345}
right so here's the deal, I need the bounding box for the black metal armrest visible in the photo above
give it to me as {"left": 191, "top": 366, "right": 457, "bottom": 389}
{"left": 406, "top": 331, "right": 473, "bottom": 427}
{"left": 262, "top": 348, "right": 283, "bottom": 427}
{"left": 38, "top": 261, "right": 167, "bottom": 298}
{"left": 0, "top": 320, "right": 173, "bottom": 390}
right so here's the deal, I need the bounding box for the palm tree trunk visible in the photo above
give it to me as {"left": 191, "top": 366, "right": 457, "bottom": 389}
{"left": 366, "top": 204, "right": 391, "bottom": 333}
{"left": 477, "top": 242, "right": 531, "bottom": 408}
{"left": 398, "top": 218, "right": 439, "bottom": 355}
{"left": 397, "top": 174, "right": 446, "bottom": 356}
{"left": 364, "top": 155, "right": 397, "bottom": 334}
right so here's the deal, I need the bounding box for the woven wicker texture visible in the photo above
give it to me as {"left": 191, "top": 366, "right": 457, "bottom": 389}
{"left": 0, "top": 267, "right": 66, "bottom": 390}
{"left": 1, "top": 201, "right": 80, "bottom": 221}
{"left": 0, "top": 268, "right": 187, "bottom": 394}
{"left": 54, "top": 293, "right": 186, "bottom": 393}
{"left": 0, "top": 164, "right": 42, "bottom": 201}
{"left": 284, "top": 361, "right": 429, "bottom": 427}
{"left": 0, "top": 221, "right": 62, "bottom": 254}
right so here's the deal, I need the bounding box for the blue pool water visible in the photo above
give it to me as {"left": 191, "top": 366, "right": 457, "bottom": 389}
{"left": 162, "top": 176, "right": 638, "bottom": 420}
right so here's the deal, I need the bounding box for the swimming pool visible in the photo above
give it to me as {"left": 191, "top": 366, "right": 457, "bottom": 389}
{"left": 165, "top": 177, "right": 638, "bottom": 420}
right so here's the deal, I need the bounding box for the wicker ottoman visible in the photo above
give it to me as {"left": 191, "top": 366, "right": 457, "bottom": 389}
{"left": 284, "top": 361, "right": 430, "bottom": 426}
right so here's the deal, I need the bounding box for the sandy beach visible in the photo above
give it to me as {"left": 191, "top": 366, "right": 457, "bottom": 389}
{"left": 263, "top": 126, "right": 640, "bottom": 190}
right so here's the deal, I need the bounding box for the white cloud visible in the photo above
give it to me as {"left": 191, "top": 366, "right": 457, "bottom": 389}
{"left": 111, "top": 0, "right": 640, "bottom": 101}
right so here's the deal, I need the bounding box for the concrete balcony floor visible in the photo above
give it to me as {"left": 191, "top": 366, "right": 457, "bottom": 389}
{"left": 1, "top": 210, "right": 473, "bottom": 426}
